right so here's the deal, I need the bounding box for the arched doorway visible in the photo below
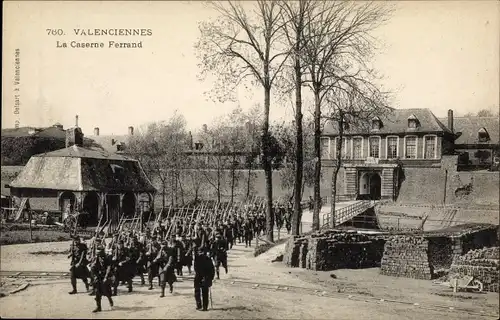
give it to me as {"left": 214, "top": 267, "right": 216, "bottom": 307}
{"left": 82, "top": 192, "right": 100, "bottom": 227}
{"left": 369, "top": 173, "right": 382, "bottom": 200}
{"left": 59, "top": 191, "right": 76, "bottom": 221}
{"left": 122, "top": 192, "right": 136, "bottom": 218}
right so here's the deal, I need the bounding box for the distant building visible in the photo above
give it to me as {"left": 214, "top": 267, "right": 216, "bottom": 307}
{"left": 320, "top": 108, "right": 499, "bottom": 201}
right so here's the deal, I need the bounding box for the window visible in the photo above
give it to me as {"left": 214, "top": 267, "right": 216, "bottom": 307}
{"left": 369, "top": 137, "right": 380, "bottom": 158}
{"left": 321, "top": 137, "right": 330, "bottom": 159}
{"left": 478, "top": 128, "right": 490, "bottom": 142}
{"left": 335, "top": 137, "right": 348, "bottom": 159}
{"left": 405, "top": 136, "right": 417, "bottom": 159}
{"left": 424, "top": 136, "right": 436, "bottom": 159}
{"left": 407, "top": 114, "right": 419, "bottom": 129}
{"left": 371, "top": 116, "right": 382, "bottom": 130}
{"left": 387, "top": 137, "right": 398, "bottom": 159}
{"left": 352, "top": 137, "right": 363, "bottom": 159}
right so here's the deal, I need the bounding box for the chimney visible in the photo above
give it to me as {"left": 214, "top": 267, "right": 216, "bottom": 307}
{"left": 188, "top": 131, "right": 193, "bottom": 149}
{"left": 202, "top": 124, "right": 208, "bottom": 133}
{"left": 128, "top": 126, "right": 134, "bottom": 135}
{"left": 75, "top": 115, "right": 79, "bottom": 127}
{"left": 447, "top": 109, "right": 454, "bottom": 133}
{"left": 94, "top": 127, "right": 100, "bottom": 136}
{"left": 66, "top": 127, "right": 84, "bottom": 148}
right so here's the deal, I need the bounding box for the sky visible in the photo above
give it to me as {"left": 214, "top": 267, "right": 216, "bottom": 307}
{"left": 2, "top": 1, "right": 499, "bottom": 136}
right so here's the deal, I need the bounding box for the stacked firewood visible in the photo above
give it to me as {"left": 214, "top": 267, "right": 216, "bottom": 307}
{"left": 450, "top": 246, "right": 499, "bottom": 292}
{"left": 380, "top": 236, "right": 432, "bottom": 280}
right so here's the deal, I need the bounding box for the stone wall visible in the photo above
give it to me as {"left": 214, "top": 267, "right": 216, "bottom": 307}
{"left": 380, "top": 236, "right": 433, "bottom": 280}
{"left": 283, "top": 230, "right": 385, "bottom": 271}
{"left": 449, "top": 247, "right": 499, "bottom": 292}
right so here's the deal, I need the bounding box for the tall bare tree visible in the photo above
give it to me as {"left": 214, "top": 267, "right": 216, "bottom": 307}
{"left": 299, "top": 1, "right": 393, "bottom": 230}
{"left": 324, "top": 82, "right": 391, "bottom": 227}
{"left": 196, "top": 1, "right": 289, "bottom": 241}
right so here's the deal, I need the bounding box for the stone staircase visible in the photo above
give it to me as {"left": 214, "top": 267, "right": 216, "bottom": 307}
{"left": 321, "top": 200, "right": 377, "bottom": 230}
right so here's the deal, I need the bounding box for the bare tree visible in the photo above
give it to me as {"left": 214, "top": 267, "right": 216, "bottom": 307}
{"left": 127, "top": 113, "right": 189, "bottom": 209}
{"left": 299, "top": 1, "right": 393, "bottom": 230}
{"left": 324, "top": 79, "right": 391, "bottom": 227}
{"left": 196, "top": 1, "right": 289, "bottom": 241}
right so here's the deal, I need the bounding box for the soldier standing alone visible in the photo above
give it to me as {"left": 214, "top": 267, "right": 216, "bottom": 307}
{"left": 193, "top": 246, "right": 215, "bottom": 311}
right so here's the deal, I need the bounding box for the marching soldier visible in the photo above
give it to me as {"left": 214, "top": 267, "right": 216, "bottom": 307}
{"left": 146, "top": 235, "right": 161, "bottom": 290}
{"left": 154, "top": 237, "right": 177, "bottom": 297}
{"left": 130, "top": 236, "right": 146, "bottom": 286}
{"left": 90, "top": 246, "right": 114, "bottom": 313}
{"left": 68, "top": 236, "right": 90, "bottom": 294}
{"left": 183, "top": 235, "right": 194, "bottom": 275}
{"left": 193, "top": 246, "right": 215, "bottom": 312}
{"left": 111, "top": 239, "right": 133, "bottom": 295}
{"left": 211, "top": 232, "right": 228, "bottom": 279}
{"left": 243, "top": 218, "right": 253, "bottom": 247}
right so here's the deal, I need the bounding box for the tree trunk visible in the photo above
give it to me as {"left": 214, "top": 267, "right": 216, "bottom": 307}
{"left": 246, "top": 162, "right": 252, "bottom": 200}
{"left": 312, "top": 90, "right": 322, "bottom": 231}
{"left": 230, "top": 155, "right": 236, "bottom": 204}
{"left": 263, "top": 85, "right": 274, "bottom": 242}
{"left": 292, "top": 44, "right": 303, "bottom": 236}
{"left": 330, "top": 113, "right": 344, "bottom": 228}
{"left": 162, "top": 182, "right": 166, "bottom": 210}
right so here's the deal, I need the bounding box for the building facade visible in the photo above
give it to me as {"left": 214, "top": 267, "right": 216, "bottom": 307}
{"left": 321, "top": 108, "right": 460, "bottom": 201}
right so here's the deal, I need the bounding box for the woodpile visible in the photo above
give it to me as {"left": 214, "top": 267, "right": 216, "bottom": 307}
{"left": 283, "top": 230, "right": 385, "bottom": 271}
{"left": 450, "top": 247, "right": 499, "bottom": 292}
{"left": 380, "top": 236, "right": 433, "bottom": 280}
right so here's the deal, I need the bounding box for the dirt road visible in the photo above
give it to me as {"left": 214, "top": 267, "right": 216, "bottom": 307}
{"left": 1, "top": 236, "right": 498, "bottom": 319}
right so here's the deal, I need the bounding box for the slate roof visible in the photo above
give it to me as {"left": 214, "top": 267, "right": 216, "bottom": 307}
{"left": 86, "top": 135, "right": 130, "bottom": 153}
{"left": 9, "top": 145, "right": 156, "bottom": 192}
{"left": 437, "top": 116, "right": 499, "bottom": 145}
{"left": 322, "top": 108, "right": 452, "bottom": 136}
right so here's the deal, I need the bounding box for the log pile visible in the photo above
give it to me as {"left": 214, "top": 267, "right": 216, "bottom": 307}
{"left": 450, "top": 246, "right": 499, "bottom": 292}
{"left": 283, "top": 230, "right": 384, "bottom": 271}
{"left": 380, "top": 236, "right": 432, "bottom": 280}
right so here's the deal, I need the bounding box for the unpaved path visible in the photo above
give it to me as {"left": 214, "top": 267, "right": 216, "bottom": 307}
{"left": 1, "top": 238, "right": 497, "bottom": 319}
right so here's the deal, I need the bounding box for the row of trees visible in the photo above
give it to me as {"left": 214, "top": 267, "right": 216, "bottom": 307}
{"left": 126, "top": 107, "right": 316, "bottom": 211}
{"left": 195, "top": 0, "right": 393, "bottom": 240}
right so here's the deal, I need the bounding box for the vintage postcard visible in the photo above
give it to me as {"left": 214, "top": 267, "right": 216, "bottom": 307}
{"left": 1, "top": 1, "right": 499, "bottom": 319}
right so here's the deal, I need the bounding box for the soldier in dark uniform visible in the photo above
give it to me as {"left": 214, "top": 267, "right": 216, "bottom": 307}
{"left": 111, "top": 239, "right": 133, "bottom": 295}
{"left": 90, "top": 246, "right": 113, "bottom": 313}
{"left": 154, "top": 238, "right": 177, "bottom": 297}
{"left": 130, "top": 236, "right": 146, "bottom": 286}
{"left": 146, "top": 235, "right": 161, "bottom": 290}
{"left": 243, "top": 218, "right": 253, "bottom": 247}
{"left": 68, "top": 236, "right": 90, "bottom": 294}
{"left": 211, "top": 233, "right": 228, "bottom": 279}
{"left": 193, "top": 246, "right": 215, "bottom": 311}
{"left": 183, "top": 235, "right": 193, "bottom": 275}
{"left": 172, "top": 235, "right": 183, "bottom": 276}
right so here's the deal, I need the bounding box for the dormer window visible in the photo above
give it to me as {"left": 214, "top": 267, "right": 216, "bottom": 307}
{"left": 371, "top": 116, "right": 383, "bottom": 130}
{"left": 478, "top": 128, "right": 490, "bottom": 142}
{"left": 407, "top": 114, "right": 420, "bottom": 129}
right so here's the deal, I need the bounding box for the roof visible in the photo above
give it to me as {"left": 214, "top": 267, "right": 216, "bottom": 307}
{"left": 437, "top": 116, "right": 499, "bottom": 145}
{"left": 37, "top": 145, "right": 135, "bottom": 161}
{"left": 9, "top": 146, "right": 156, "bottom": 192}
{"left": 322, "top": 108, "right": 452, "bottom": 136}
{"left": 87, "top": 135, "right": 130, "bottom": 153}
{"left": 423, "top": 223, "right": 498, "bottom": 238}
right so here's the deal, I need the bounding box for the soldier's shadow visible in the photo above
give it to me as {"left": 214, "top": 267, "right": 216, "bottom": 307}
{"left": 211, "top": 306, "right": 254, "bottom": 312}
{"left": 111, "top": 305, "right": 155, "bottom": 312}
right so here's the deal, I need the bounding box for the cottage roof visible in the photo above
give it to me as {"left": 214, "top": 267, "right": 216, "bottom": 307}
{"left": 9, "top": 145, "right": 156, "bottom": 193}
{"left": 437, "top": 116, "right": 499, "bottom": 145}
{"left": 322, "top": 108, "right": 452, "bottom": 136}
{"left": 422, "top": 223, "right": 498, "bottom": 238}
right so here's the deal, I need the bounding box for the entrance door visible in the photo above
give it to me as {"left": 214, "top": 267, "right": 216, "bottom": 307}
{"left": 106, "top": 195, "right": 120, "bottom": 232}
{"left": 369, "top": 173, "right": 382, "bottom": 200}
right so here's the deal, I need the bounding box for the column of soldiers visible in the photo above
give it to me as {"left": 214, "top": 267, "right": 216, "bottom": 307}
{"left": 67, "top": 201, "right": 293, "bottom": 313}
